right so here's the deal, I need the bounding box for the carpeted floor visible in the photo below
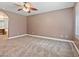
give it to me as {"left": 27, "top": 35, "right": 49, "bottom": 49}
{"left": 0, "top": 36, "right": 78, "bottom": 57}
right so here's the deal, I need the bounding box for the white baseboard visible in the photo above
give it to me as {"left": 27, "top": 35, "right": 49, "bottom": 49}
{"left": 8, "top": 34, "right": 73, "bottom": 43}
{"left": 8, "top": 33, "right": 73, "bottom": 42}
{"left": 8, "top": 34, "right": 28, "bottom": 39}
{"left": 27, "top": 34, "right": 73, "bottom": 43}
{"left": 72, "top": 42, "right": 79, "bottom": 55}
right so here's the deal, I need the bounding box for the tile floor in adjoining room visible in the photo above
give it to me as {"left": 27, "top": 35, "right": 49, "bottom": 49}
{"left": 0, "top": 35, "right": 78, "bottom": 57}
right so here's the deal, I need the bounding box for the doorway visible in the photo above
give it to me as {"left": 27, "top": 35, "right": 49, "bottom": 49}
{"left": 0, "top": 11, "right": 8, "bottom": 40}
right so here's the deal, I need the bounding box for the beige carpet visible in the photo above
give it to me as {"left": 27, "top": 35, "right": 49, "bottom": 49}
{"left": 0, "top": 36, "right": 78, "bottom": 57}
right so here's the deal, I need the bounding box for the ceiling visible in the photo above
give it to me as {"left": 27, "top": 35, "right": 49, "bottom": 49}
{"left": 0, "top": 2, "right": 75, "bottom": 16}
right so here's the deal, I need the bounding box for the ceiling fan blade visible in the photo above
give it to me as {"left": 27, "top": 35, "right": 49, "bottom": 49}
{"left": 18, "top": 9, "right": 22, "bottom": 11}
{"left": 14, "top": 2, "right": 25, "bottom": 8}
{"left": 31, "top": 8, "right": 38, "bottom": 10}
{"left": 15, "top": 2, "right": 24, "bottom": 6}
{"left": 14, "top": 3, "right": 21, "bottom": 7}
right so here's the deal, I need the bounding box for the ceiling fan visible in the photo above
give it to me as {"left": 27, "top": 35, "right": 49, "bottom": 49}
{"left": 15, "top": 2, "right": 38, "bottom": 13}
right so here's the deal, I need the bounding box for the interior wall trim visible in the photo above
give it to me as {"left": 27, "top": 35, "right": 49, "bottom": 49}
{"left": 8, "top": 34, "right": 73, "bottom": 43}
{"left": 8, "top": 34, "right": 28, "bottom": 39}
{"left": 8, "top": 34, "right": 73, "bottom": 42}
{"left": 72, "top": 42, "right": 79, "bottom": 55}
{"left": 27, "top": 34, "right": 73, "bottom": 43}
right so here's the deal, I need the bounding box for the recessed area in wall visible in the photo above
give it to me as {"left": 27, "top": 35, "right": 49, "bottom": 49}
{"left": 0, "top": 11, "right": 9, "bottom": 40}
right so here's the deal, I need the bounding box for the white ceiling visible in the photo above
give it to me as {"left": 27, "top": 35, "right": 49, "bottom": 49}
{"left": 0, "top": 2, "right": 75, "bottom": 16}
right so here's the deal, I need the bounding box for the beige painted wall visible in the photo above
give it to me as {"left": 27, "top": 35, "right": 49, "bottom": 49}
{"left": 27, "top": 7, "right": 75, "bottom": 39}
{"left": 0, "top": 9, "right": 27, "bottom": 37}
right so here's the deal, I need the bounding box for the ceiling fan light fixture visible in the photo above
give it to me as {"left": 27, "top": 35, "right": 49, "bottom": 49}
{"left": 16, "top": 2, "right": 38, "bottom": 13}
{"left": 23, "top": 8, "right": 29, "bottom": 12}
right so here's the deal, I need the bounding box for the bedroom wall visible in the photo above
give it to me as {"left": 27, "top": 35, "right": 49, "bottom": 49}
{"left": 27, "top": 7, "right": 75, "bottom": 40}
{"left": 0, "top": 9, "right": 27, "bottom": 37}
